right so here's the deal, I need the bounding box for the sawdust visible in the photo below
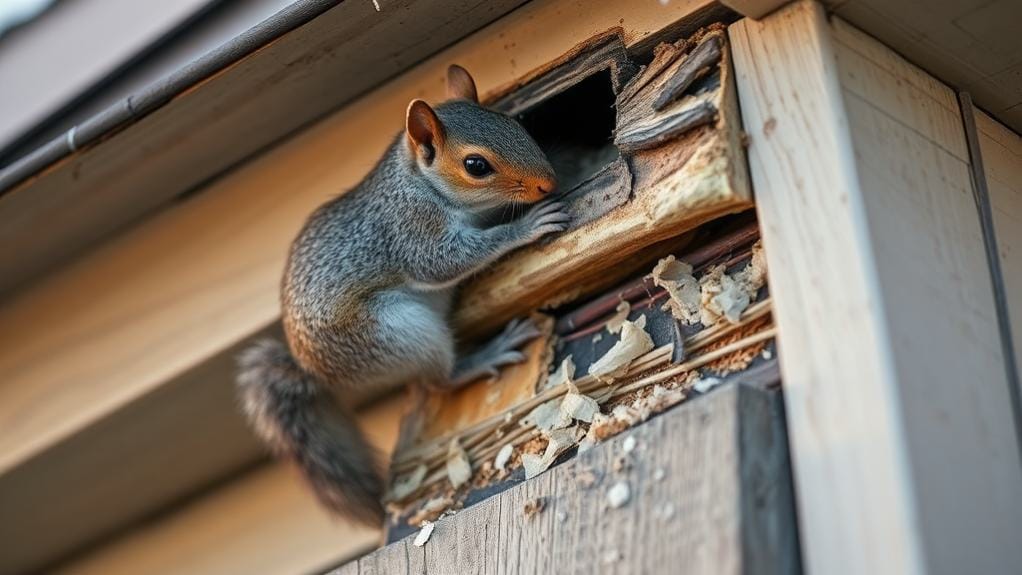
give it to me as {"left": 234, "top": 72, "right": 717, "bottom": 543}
{"left": 701, "top": 316, "right": 770, "bottom": 374}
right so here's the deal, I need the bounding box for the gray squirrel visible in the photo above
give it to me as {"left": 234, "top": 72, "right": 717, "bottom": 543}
{"left": 236, "top": 65, "right": 570, "bottom": 524}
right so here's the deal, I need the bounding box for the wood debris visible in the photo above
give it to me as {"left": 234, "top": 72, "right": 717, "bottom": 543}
{"left": 615, "top": 29, "right": 726, "bottom": 152}
{"left": 523, "top": 497, "right": 547, "bottom": 519}
{"left": 693, "top": 376, "right": 724, "bottom": 394}
{"left": 560, "top": 391, "right": 600, "bottom": 423}
{"left": 408, "top": 496, "right": 454, "bottom": 526}
{"left": 390, "top": 464, "right": 428, "bottom": 501}
{"left": 522, "top": 426, "right": 582, "bottom": 479}
{"left": 652, "top": 241, "right": 768, "bottom": 327}
{"left": 521, "top": 399, "right": 571, "bottom": 432}
{"left": 622, "top": 436, "right": 637, "bottom": 453}
{"left": 606, "top": 301, "right": 631, "bottom": 334}
{"left": 542, "top": 356, "right": 576, "bottom": 391}
{"left": 494, "top": 444, "right": 514, "bottom": 471}
{"left": 607, "top": 481, "right": 631, "bottom": 508}
{"left": 446, "top": 439, "right": 472, "bottom": 489}
{"left": 700, "top": 265, "right": 750, "bottom": 325}
{"left": 413, "top": 521, "right": 435, "bottom": 547}
{"left": 650, "top": 255, "right": 701, "bottom": 324}
{"left": 588, "top": 315, "right": 655, "bottom": 381}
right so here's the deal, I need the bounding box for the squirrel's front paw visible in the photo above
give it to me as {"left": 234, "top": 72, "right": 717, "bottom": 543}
{"left": 519, "top": 200, "right": 571, "bottom": 245}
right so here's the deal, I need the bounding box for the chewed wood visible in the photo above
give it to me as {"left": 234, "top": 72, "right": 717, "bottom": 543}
{"left": 336, "top": 384, "right": 799, "bottom": 575}
{"left": 455, "top": 31, "right": 751, "bottom": 339}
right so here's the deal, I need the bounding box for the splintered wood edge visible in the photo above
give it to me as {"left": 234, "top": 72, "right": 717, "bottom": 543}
{"left": 455, "top": 36, "right": 751, "bottom": 340}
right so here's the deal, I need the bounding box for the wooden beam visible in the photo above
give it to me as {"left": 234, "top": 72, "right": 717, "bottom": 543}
{"left": 336, "top": 384, "right": 799, "bottom": 575}
{"left": 50, "top": 397, "right": 405, "bottom": 575}
{"left": 730, "top": 3, "right": 1022, "bottom": 574}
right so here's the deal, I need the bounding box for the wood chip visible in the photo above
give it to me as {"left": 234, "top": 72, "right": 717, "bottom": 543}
{"left": 522, "top": 426, "right": 581, "bottom": 479}
{"left": 494, "top": 443, "right": 514, "bottom": 471}
{"left": 413, "top": 521, "right": 435, "bottom": 547}
{"left": 606, "top": 301, "right": 631, "bottom": 334}
{"left": 693, "top": 377, "right": 723, "bottom": 394}
{"left": 607, "top": 481, "right": 631, "bottom": 508}
{"left": 543, "top": 356, "right": 576, "bottom": 391}
{"left": 651, "top": 256, "right": 701, "bottom": 325}
{"left": 446, "top": 439, "right": 472, "bottom": 489}
{"left": 560, "top": 391, "right": 600, "bottom": 423}
{"left": 521, "top": 399, "right": 571, "bottom": 432}
{"left": 588, "top": 315, "right": 655, "bottom": 381}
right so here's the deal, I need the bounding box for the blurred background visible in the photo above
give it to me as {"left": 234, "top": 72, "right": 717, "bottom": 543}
{"left": 0, "top": 0, "right": 294, "bottom": 169}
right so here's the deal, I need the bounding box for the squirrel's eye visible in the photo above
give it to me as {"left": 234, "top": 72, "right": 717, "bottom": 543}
{"left": 463, "top": 155, "right": 493, "bottom": 178}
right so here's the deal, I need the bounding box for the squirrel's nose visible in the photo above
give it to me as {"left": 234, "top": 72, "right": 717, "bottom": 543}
{"left": 532, "top": 175, "right": 557, "bottom": 196}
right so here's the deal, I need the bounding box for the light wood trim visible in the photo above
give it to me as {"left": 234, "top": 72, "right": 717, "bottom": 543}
{"left": 974, "top": 110, "right": 1022, "bottom": 372}
{"left": 731, "top": 3, "right": 1022, "bottom": 574}
{"left": 0, "top": 0, "right": 716, "bottom": 475}
{"left": 53, "top": 397, "right": 405, "bottom": 575}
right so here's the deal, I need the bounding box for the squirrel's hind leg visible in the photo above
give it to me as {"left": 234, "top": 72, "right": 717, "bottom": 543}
{"left": 448, "top": 317, "right": 542, "bottom": 388}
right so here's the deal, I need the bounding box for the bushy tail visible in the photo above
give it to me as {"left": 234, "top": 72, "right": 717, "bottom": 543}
{"left": 236, "top": 339, "right": 384, "bottom": 525}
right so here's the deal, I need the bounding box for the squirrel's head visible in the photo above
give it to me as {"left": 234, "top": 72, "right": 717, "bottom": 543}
{"left": 405, "top": 65, "right": 557, "bottom": 210}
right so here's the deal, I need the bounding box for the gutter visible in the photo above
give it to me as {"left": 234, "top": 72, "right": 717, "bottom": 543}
{"left": 0, "top": 0, "right": 341, "bottom": 194}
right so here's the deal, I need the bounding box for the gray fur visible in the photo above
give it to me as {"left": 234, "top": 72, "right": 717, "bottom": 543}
{"left": 236, "top": 97, "right": 569, "bottom": 525}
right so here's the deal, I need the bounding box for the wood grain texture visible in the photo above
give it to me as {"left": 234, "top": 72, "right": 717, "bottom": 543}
{"left": 974, "top": 110, "right": 1022, "bottom": 372}
{"left": 731, "top": 3, "right": 1022, "bottom": 574}
{"left": 0, "top": 1, "right": 724, "bottom": 572}
{"left": 335, "top": 383, "right": 799, "bottom": 575}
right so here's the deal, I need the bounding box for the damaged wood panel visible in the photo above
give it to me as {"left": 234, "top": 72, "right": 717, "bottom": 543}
{"left": 731, "top": 4, "right": 1022, "bottom": 574}
{"left": 386, "top": 234, "right": 774, "bottom": 531}
{"left": 488, "top": 30, "right": 634, "bottom": 116}
{"left": 455, "top": 27, "right": 751, "bottom": 340}
{"left": 337, "top": 384, "right": 799, "bottom": 575}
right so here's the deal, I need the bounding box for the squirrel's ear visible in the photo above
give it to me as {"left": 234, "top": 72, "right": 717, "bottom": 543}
{"left": 446, "top": 64, "right": 478, "bottom": 103}
{"left": 406, "top": 99, "right": 445, "bottom": 163}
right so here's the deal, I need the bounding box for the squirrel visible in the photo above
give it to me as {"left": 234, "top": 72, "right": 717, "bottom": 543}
{"left": 236, "top": 65, "right": 569, "bottom": 525}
